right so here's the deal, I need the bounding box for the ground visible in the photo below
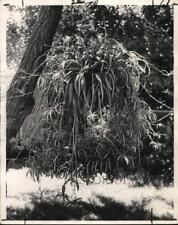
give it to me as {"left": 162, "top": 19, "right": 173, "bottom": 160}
{"left": 6, "top": 166, "right": 174, "bottom": 220}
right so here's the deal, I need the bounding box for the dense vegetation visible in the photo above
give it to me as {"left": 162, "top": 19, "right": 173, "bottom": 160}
{"left": 7, "top": 4, "right": 173, "bottom": 186}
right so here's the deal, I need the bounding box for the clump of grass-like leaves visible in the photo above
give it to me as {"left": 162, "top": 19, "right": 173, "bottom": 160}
{"left": 26, "top": 35, "right": 157, "bottom": 186}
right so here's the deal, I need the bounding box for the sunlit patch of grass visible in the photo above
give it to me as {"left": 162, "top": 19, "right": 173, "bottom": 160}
{"left": 6, "top": 167, "right": 174, "bottom": 220}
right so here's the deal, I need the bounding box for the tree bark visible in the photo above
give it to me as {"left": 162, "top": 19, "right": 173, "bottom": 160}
{"left": 6, "top": 6, "right": 63, "bottom": 150}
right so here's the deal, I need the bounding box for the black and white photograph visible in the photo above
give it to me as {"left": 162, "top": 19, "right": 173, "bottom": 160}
{"left": 0, "top": 0, "right": 178, "bottom": 223}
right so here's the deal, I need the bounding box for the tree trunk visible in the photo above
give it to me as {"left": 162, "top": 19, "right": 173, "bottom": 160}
{"left": 6, "top": 6, "right": 62, "bottom": 151}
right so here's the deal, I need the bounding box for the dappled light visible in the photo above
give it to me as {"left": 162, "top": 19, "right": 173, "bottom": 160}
{"left": 6, "top": 167, "right": 174, "bottom": 220}
{"left": 5, "top": 3, "right": 174, "bottom": 221}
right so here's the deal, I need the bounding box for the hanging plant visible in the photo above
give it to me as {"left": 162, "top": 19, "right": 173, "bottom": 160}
{"left": 25, "top": 35, "right": 157, "bottom": 186}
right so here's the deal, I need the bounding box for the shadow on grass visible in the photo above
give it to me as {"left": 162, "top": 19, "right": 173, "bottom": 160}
{"left": 7, "top": 193, "right": 173, "bottom": 220}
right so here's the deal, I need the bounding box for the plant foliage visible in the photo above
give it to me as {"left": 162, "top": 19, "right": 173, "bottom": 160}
{"left": 25, "top": 34, "right": 158, "bottom": 186}
{"left": 6, "top": 5, "right": 173, "bottom": 186}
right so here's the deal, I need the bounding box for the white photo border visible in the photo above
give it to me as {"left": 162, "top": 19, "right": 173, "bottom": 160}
{"left": 0, "top": 1, "right": 177, "bottom": 224}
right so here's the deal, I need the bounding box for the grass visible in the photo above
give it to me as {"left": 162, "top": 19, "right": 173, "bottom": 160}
{"left": 7, "top": 194, "right": 173, "bottom": 220}
{"left": 6, "top": 167, "right": 174, "bottom": 221}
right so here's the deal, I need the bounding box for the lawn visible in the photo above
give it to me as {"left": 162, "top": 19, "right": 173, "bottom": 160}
{"left": 6, "top": 166, "right": 174, "bottom": 220}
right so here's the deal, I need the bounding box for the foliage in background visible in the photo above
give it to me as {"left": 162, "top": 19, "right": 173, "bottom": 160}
{"left": 6, "top": 6, "right": 39, "bottom": 69}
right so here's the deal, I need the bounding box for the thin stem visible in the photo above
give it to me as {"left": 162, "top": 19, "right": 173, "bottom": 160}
{"left": 160, "top": 0, "right": 165, "bottom": 4}
{"left": 101, "top": 7, "right": 107, "bottom": 42}
{"left": 140, "top": 83, "right": 173, "bottom": 110}
{"left": 153, "top": 112, "right": 173, "bottom": 124}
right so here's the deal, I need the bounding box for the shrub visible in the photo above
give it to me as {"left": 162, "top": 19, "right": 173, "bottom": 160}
{"left": 25, "top": 35, "right": 157, "bottom": 186}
